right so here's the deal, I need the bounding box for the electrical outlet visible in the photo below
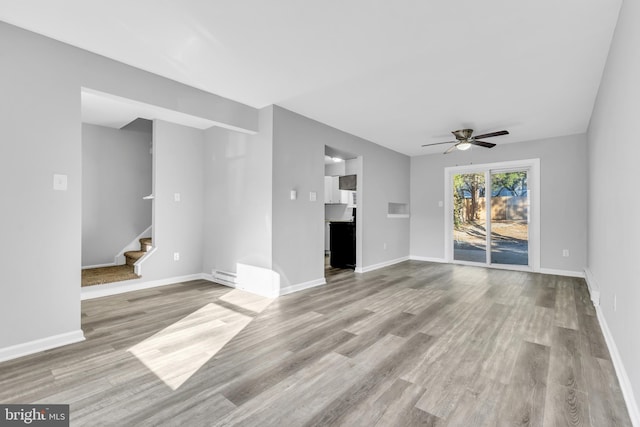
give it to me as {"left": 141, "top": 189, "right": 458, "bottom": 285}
{"left": 562, "top": 249, "right": 569, "bottom": 257}
{"left": 614, "top": 294, "right": 617, "bottom": 311}
{"left": 173, "top": 252, "right": 180, "bottom": 261}
{"left": 53, "top": 174, "right": 68, "bottom": 191}
{"left": 383, "top": 243, "right": 387, "bottom": 250}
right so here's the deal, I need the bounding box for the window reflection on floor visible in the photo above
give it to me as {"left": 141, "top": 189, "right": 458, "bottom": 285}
{"left": 128, "top": 289, "right": 273, "bottom": 390}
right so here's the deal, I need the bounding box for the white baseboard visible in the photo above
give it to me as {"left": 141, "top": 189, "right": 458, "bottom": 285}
{"left": 205, "top": 273, "right": 325, "bottom": 297}
{"left": 409, "top": 255, "right": 447, "bottom": 263}
{"left": 583, "top": 268, "right": 601, "bottom": 307}
{"left": 0, "top": 330, "right": 85, "bottom": 363}
{"left": 583, "top": 268, "right": 639, "bottom": 426}
{"left": 355, "top": 256, "right": 409, "bottom": 274}
{"left": 539, "top": 268, "right": 585, "bottom": 278}
{"left": 200, "top": 273, "right": 216, "bottom": 282}
{"left": 81, "top": 273, "right": 211, "bottom": 300}
{"left": 594, "top": 304, "right": 640, "bottom": 426}
{"left": 82, "top": 262, "right": 117, "bottom": 269}
{"left": 408, "top": 259, "right": 585, "bottom": 279}
{"left": 280, "top": 278, "right": 326, "bottom": 296}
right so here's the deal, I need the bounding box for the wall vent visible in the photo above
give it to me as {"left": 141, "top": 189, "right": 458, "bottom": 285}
{"left": 212, "top": 270, "right": 237, "bottom": 287}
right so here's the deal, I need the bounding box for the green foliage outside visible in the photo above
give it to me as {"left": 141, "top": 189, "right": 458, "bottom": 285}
{"left": 453, "top": 173, "right": 485, "bottom": 228}
{"left": 491, "top": 171, "right": 527, "bottom": 196}
{"left": 453, "top": 171, "right": 527, "bottom": 229}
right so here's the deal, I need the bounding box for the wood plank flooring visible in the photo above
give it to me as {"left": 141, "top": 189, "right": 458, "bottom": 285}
{"left": 0, "top": 261, "right": 633, "bottom": 426}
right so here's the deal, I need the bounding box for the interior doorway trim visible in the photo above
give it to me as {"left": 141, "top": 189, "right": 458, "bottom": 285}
{"left": 444, "top": 158, "right": 540, "bottom": 272}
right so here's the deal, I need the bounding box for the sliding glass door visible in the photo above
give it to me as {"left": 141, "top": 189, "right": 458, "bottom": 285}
{"left": 489, "top": 170, "right": 529, "bottom": 266}
{"left": 448, "top": 160, "right": 538, "bottom": 271}
{"left": 452, "top": 173, "right": 487, "bottom": 263}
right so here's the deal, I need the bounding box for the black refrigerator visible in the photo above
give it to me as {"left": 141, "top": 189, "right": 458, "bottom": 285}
{"left": 329, "top": 221, "right": 356, "bottom": 269}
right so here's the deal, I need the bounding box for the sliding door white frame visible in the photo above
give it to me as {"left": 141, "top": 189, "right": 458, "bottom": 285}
{"left": 444, "top": 158, "right": 540, "bottom": 272}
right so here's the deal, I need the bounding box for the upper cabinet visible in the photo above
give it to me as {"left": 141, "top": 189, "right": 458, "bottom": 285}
{"left": 325, "top": 161, "right": 346, "bottom": 177}
{"left": 338, "top": 174, "right": 357, "bottom": 191}
{"left": 324, "top": 176, "right": 352, "bottom": 204}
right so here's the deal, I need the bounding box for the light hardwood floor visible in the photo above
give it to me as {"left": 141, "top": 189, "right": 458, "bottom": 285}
{"left": 0, "top": 261, "right": 633, "bottom": 426}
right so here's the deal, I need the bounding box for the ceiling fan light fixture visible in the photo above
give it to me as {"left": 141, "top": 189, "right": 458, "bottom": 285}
{"left": 421, "top": 128, "right": 508, "bottom": 154}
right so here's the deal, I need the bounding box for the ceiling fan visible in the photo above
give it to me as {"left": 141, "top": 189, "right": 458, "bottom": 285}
{"left": 422, "top": 129, "right": 509, "bottom": 154}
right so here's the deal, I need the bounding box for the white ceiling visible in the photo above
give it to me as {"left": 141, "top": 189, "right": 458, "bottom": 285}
{"left": 0, "top": 0, "right": 622, "bottom": 156}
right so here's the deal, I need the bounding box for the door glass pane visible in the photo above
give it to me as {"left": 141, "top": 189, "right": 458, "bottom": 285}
{"left": 490, "top": 171, "right": 529, "bottom": 265}
{"left": 453, "top": 173, "right": 486, "bottom": 262}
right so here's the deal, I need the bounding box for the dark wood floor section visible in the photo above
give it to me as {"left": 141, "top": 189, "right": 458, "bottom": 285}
{"left": 0, "top": 261, "right": 633, "bottom": 426}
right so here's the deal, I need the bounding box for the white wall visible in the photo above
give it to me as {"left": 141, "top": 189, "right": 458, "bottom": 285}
{"left": 410, "top": 134, "right": 588, "bottom": 274}
{"left": 587, "top": 0, "right": 640, "bottom": 418}
{"left": 272, "top": 106, "right": 410, "bottom": 288}
{"left": 0, "top": 21, "right": 257, "bottom": 354}
{"left": 203, "top": 107, "right": 273, "bottom": 279}
{"left": 82, "top": 123, "right": 152, "bottom": 267}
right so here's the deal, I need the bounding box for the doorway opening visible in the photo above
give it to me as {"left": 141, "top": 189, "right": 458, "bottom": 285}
{"left": 324, "top": 146, "right": 361, "bottom": 278}
{"left": 444, "top": 159, "right": 540, "bottom": 271}
{"left": 81, "top": 90, "right": 154, "bottom": 286}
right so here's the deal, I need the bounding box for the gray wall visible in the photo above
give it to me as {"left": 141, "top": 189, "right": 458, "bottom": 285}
{"left": 272, "top": 106, "right": 410, "bottom": 288}
{"left": 141, "top": 120, "right": 204, "bottom": 279}
{"left": 587, "top": 0, "right": 640, "bottom": 414}
{"left": 0, "top": 21, "right": 256, "bottom": 351}
{"left": 410, "top": 134, "right": 588, "bottom": 273}
{"left": 203, "top": 107, "right": 274, "bottom": 278}
{"left": 82, "top": 123, "right": 152, "bottom": 267}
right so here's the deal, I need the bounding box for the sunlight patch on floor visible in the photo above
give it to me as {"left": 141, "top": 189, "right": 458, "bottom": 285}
{"left": 128, "top": 290, "right": 273, "bottom": 390}
{"left": 220, "top": 288, "right": 274, "bottom": 313}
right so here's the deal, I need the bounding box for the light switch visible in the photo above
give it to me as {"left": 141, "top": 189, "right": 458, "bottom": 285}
{"left": 174, "top": 193, "right": 181, "bottom": 202}
{"left": 309, "top": 191, "right": 317, "bottom": 202}
{"left": 53, "top": 174, "right": 68, "bottom": 191}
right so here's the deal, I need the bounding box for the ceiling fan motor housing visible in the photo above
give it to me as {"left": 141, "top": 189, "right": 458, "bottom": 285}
{"left": 452, "top": 129, "right": 474, "bottom": 140}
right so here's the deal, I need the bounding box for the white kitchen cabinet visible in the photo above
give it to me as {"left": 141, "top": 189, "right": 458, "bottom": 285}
{"left": 345, "top": 191, "right": 357, "bottom": 207}
{"left": 324, "top": 176, "right": 347, "bottom": 204}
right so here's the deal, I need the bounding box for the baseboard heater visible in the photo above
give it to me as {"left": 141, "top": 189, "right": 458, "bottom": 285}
{"left": 212, "top": 270, "right": 237, "bottom": 287}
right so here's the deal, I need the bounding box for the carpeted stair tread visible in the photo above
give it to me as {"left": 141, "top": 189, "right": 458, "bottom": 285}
{"left": 139, "top": 237, "right": 152, "bottom": 252}
{"left": 124, "top": 250, "right": 146, "bottom": 266}
{"left": 124, "top": 250, "right": 146, "bottom": 259}
{"left": 82, "top": 265, "right": 139, "bottom": 287}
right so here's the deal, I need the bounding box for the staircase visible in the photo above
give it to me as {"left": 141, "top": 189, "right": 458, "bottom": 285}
{"left": 81, "top": 237, "right": 152, "bottom": 287}
{"left": 125, "top": 237, "right": 152, "bottom": 266}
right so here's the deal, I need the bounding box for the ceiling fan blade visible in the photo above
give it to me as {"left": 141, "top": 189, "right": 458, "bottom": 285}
{"left": 471, "top": 140, "right": 496, "bottom": 148}
{"left": 421, "top": 140, "right": 457, "bottom": 147}
{"left": 472, "top": 130, "right": 509, "bottom": 139}
{"left": 444, "top": 145, "right": 458, "bottom": 154}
